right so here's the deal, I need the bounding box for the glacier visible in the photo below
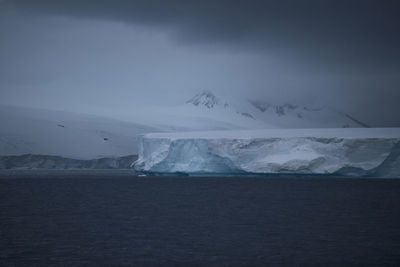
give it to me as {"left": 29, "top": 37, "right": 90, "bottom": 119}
{"left": 133, "top": 128, "right": 400, "bottom": 177}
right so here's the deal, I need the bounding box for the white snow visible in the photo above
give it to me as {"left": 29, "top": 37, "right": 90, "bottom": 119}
{"left": 134, "top": 128, "right": 400, "bottom": 177}
{"left": 0, "top": 90, "right": 372, "bottom": 161}
{"left": 0, "top": 105, "right": 160, "bottom": 159}
{"left": 143, "top": 128, "right": 400, "bottom": 139}
{"left": 180, "top": 90, "right": 367, "bottom": 129}
{"left": 111, "top": 90, "right": 367, "bottom": 132}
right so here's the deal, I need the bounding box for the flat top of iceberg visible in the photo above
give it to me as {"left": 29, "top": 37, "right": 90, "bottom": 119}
{"left": 144, "top": 128, "right": 400, "bottom": 139}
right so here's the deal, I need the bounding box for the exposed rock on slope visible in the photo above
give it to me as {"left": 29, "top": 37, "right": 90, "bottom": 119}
{"left": 186, "top": 90, "right": 367, "bottom": 128}
{"left": 0, "top": 154, "right": 138, "bottom": 169}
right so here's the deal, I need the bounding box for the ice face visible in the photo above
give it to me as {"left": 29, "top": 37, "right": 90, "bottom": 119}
{"left": 133, "top": 128, "right": 400, "bottom": 177}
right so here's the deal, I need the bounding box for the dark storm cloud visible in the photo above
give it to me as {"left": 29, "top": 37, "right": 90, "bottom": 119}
{"left": 4, "top": 0, "right": 400, "bottom": 72}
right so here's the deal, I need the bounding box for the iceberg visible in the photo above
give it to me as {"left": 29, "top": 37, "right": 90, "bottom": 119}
{"left": 133, "top": 128, "right": 400, "bottom": 177}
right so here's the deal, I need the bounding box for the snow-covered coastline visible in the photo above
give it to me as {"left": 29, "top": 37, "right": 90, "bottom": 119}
{"left": 134, "top": 128, "right": 400, "bottom": 177}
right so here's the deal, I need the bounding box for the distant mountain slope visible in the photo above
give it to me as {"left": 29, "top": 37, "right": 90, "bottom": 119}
{"left": 186, "top": 90, "right": 221, "bottom": 108}
{"left": 0, "top": 103, "right": 265, "bottom": 159}
{"left": 0, "top": 105, "right": 159, "bottom": 159}
{"left": 185, "top": 90, "right": 367, "bottom": 128}
{"left": 0, "top": 92, "right": 366, "bottom": 160}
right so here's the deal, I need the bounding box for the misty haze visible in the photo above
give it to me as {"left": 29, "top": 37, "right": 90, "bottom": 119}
{"left": 1, "top": 1, "right": 400, "bottom": 266}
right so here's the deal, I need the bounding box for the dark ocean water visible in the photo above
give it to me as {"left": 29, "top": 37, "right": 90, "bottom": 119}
{"left": 1, "top": 172, "right": 400, "bottom": 266}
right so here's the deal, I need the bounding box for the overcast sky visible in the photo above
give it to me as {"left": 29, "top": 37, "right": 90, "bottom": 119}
{"left": 1, "top": 0, "right": 399, "bottom": 126}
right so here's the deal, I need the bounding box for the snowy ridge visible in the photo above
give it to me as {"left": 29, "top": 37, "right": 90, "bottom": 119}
{"left": 134, "top": 128, "right": 400, "bottom": 177}
{"left": 186, "top": 90, "right": 222, "bottom": 108}
{"left": 185, "top": 90, "right": 367, "bottom": 128}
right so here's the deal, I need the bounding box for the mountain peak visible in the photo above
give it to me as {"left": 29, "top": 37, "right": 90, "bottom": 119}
{"left": 185, "top": 91, "right": 367, "bottom": 128}
{"left": 186, "top": 90, "right": 220, "bottom": 108}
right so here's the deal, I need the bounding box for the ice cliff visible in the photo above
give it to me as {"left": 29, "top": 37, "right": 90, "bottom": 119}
{"left": 133, "top": 128, "right": 400, "bottom": 177}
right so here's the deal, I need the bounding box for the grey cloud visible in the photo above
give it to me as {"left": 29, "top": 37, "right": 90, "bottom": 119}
{"left": 4, "top": 0, "right": 400, "bottom": 72}
{"left": 0, "top": 0, "right": 399, "bottom": 127}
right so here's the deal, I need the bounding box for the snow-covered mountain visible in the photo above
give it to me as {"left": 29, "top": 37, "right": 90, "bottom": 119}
{"left": 0, "top": 102, "right": 255, "bottom": 159}
{"left": 186, "top": 90, "right": 221, "bottom": 109}
{"left": 0, "top": 90, "right": 367, "bottom": 160}
{"left": 184, "top": 90, "right": 368, "bottom": 128}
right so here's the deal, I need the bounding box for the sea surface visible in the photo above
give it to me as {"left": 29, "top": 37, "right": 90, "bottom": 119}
{"left": 1, "top": 171, "right": 400, "bottom": 266}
